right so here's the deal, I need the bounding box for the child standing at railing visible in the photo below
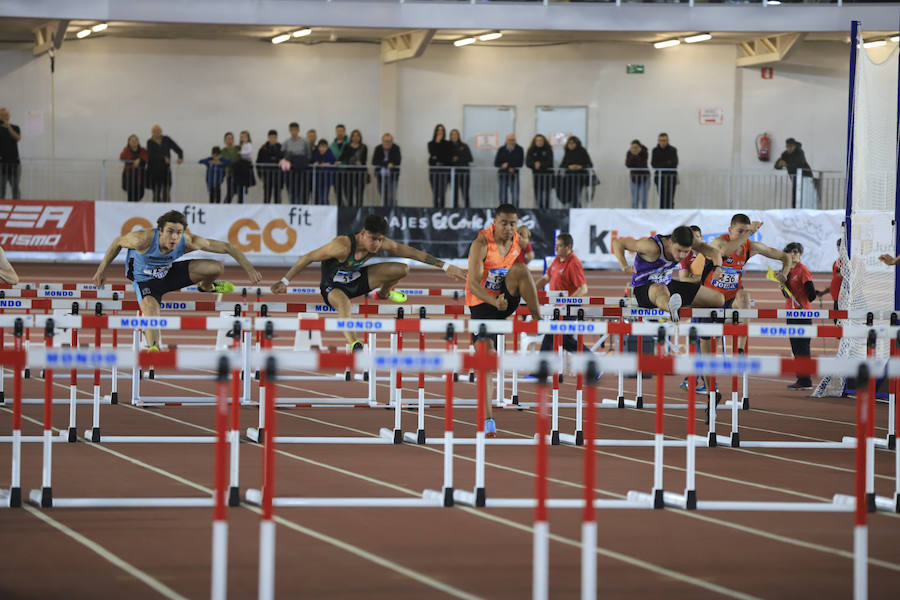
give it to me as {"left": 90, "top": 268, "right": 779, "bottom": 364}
{"left": 199, "top": 146, "right": 231, "bottom": 204}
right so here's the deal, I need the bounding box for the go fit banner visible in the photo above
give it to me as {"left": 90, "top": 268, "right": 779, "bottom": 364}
{"left": 94, "top": 202, "right": 337, "bottom": 266}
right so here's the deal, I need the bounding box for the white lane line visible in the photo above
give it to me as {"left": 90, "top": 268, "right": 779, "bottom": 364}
{"left": 23, "top": 505, "right": 189, "bottom": 600}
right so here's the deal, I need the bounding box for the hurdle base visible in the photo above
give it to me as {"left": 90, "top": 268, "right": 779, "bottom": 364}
{"left": 617, "top": 395, "right": 625, "bottom": 409}
{"left": 246, "top": 427, "right": 263, "bottom": 443}
{"left": 402, "top": 430, "right": 427, "bottom": 445}
{"left": 475, "top": 487, "right": 486, "bottom": 507}
{"left": 228, "top": 486, "right": 240, "bottom": 507}
{"left": 558, "top": 431, "right": 584, "bottom": 446}
{"left": 888, "top": 434, "right": 896, "bottom": 451}
{"left": 834, "top": 493, "right": 899, "bottom": 513}
{"left": 730, "top": 431, "right": 740, "bottom": 448}
{"left": 110, "top": 392, "right": 118, "bottom": 405}
{"left": 452, "top": 489, "right": 476, "bottom": 506}
{"left": 741, "top": 396, "right": 750, "bottom": 410}
{"left": 24, "top": 368, "right": 30, "bottom": 379}
{"left": 28, "top": 487, "right": 53, "bottom": 508}
{"left": 661, "top": 491, "right": 695, "bottom": 510}
{"left": 550, "top": 430, "right": 560, "bottom": 446}
{"left": 0, "top": 390, "right": 4, "bottom": 403}
{"left": 443, "top": 487, "right": 454, "bottom": 507}
{"left": 511, "top": 394, "right": 519, "bottom": 405}
{"left": 7, "top": 487, "right": 22, "bottom": 508}
{"left": 624, "top": 491, "right": 656, "bottom": 508}
{"left": 652, "top": 488, "right": 665, "bottom": 509}
{"left": 89, "top": 427, "right": 100, "bottom": 443}
{"left": 874, "top": 435, "right": 895, "bottom": 450}
{"left": 867, "top": 493, "right": 876, "bottom": 513}
{"left": 707, "top": 432, "right": 717, "bottom": 447}
{"left": 686, "top": 490, "right": 697, "bottom": 510}
{"left": 67, "top": 427, "right": 77, "bottom": 443}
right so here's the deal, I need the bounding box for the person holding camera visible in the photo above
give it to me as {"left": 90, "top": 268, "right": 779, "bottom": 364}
{"left": 0, "top": 108, "right": 22, "bottom": 199}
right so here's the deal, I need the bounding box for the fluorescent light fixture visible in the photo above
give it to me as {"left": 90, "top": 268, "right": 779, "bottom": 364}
{"left": 479, "top": 32, "right": 502, "bottom": 42}
{"left": 76, "top": 29, "right": 91, "bottom": 39}
{"left": 863, "top": 39, "right": 887, "bottom": 49}
{"left": 91, "top": 23, "right": 108, "bottom": 32}
{"left": 684, "top": 33, "right": 711, "bottom": 44}
{"left": 271, "top": 33, "right": 291, "bottom": 45}
{"left": 292, "top": 28, "right": 311, "bottom": 38}
{"left": 653, "top": 39, "right": 680, "bottom": 49}
{"left": 767, "top": 1, "right": 782, "bottom": 5}
{"left": 454, "top": 37, "right": 476, "bottom": 47}
{"left": 891, "top": 35, "right": 899, "bottom": 43}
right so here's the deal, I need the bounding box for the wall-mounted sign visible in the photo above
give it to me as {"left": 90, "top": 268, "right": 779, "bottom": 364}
{"left": 626, "top": 64, "right": 645, "bottom": 74}
{"left": 698, "top": 107, "right": 724, "bottom": 125}
{"left": 761, "top": 67, "right": 774, "bottom": 79}
{"left": 473, "top": 132, "right": 499, "bottom": 150}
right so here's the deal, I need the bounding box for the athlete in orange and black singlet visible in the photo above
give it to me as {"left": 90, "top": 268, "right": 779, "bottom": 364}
{"left": 466, "top": 204, "right": 542, "bottom": 436}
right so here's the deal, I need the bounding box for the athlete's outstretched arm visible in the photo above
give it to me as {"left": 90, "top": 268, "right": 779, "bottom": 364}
{"left": 751, "top": 241, "right": 790, "bottom": 283}
{"left": 466, "top": 234, "right": 503, "bottom": 308}
{"left": 693, "top": 241, "right": 722, "bottom": 267}
{"left": 92, "top": 229, "right": 153, "bottom": 287}
{"left": 271, "top": 237, "right": 348, "bottom": 294}
{"left": 0, "top": 247, "right": 18, "bottom": 284}
{"left": 187, "top": 234, "right": 263, "bottom": 285}
{"left": 381, "top": 239, "right": 467, "bottom": 282}
{"left": 719, "top": 221, "right": 763, "bottom": 255}
{"left": 612, "top": 237, "right": 658, "bottom": 274}
{"left": 879, "top": 254, "right": 900, "bottom": 266}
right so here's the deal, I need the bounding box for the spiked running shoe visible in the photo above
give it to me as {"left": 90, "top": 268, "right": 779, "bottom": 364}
{"left": 349, "top": 340, "right": 364, "bottom": 353}
{"left": 147, "top": 345, "right": 160, "bottom": 352}
{"left": 668, "top": 293, "right": 683, "bottom": 323}
{"left": 386, "top": 289, "right": 407, "bottom": 303}
{"left": 484, "top": 418, "right": 497, "bottom": 438}
{"left": 199, "top": 281, "right": 235, "bottom": 294}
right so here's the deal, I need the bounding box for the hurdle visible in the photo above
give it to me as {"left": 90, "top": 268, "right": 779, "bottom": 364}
{"left": 26, "top": 347, "right": 240, "bottom": 508}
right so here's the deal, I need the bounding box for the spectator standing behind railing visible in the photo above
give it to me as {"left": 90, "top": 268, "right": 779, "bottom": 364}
{"left": 256, "top": 129, "right": 283, "bottom": 204}
{"left": 526, "top": 134, "right": 554, "bottom": 210}
{"left": 494, "top": 134, "right": 524, "bottom": 207}
{"left": 448, "top": 128, "right": 473, "bottom": 209}
{"left": 428, "top": 124, "right": 452, "bottom": 208}
{"left": 372, "top": 133, "right": 401, "bottom": 207}
{"left": 651, "top": 132, "right": 678, "bottom": 209}
{"left": 283, "top": 122, "right": 310, "bottom": 204}
{"left": 311, "top": 139, "right": 337, "bottom": 205}
{"left": 119, "top": 134, "right": 148, "bottom": 203}
{"left": 219, "top": 132, "right": 240, "bottom": 203}
{"left": 304, "top": 128, "right": 319, "bottom": 203}
{"left": 559, "top": 136, "right": 593, "bottom": 208}
{"left": 198, "top": 146, "right": 230, "bottom": 204}
{"left": 625, "top": 139, "right": 650, "bottom": 209}
{"left": 338, "top": 129, "right": 368, "bottom": 207}
{"left": 330, "top": 124, "right": 350, "bottom": 205}
{"left": 774, "top": 137, "right": 812, "bottom": 209}
{"left": 0, "top": 107, "right": 22, "bottom": 199}
{"left": 229, "top": 130, "right": 255, "bottom": 204}
{"left": 146, "top": 124, "right": 183, "bottom": 203}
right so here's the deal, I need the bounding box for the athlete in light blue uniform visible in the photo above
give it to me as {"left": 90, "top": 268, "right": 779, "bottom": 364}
{"left": 92, "top": 209, "right": 262, "bottom": 349}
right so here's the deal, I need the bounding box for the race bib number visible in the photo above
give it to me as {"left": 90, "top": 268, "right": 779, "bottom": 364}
{"left": 485, "top": 268, "right": 509, "bottom": 292}
{"left": 333, "top": 270, "right": 362, "bottom": 284}
{"left": 648, "top": 266, "right": 675, "bottom": 285}
{"left": 711, "top": 267, "right": 740, "bottom": 291}
{"left": 142, "top": 265, "right": 171, "bottom": 280}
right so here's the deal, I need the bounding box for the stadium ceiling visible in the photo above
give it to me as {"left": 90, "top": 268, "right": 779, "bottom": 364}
{"left": 0, "top": 18, "right": 892, "bottom": 48}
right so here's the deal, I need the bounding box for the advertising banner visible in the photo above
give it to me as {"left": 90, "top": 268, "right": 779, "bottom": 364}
{"left": 337, "top": 207, "right": 569, "bottom": 260}
{"left": 0, "top": 200, "right": 94, "bottom": 252}
{"left": 94, "top": 202, "right": 337, "bottom": 266}
{"left": 568, "top": 209, "right": 843, "bottom": 273}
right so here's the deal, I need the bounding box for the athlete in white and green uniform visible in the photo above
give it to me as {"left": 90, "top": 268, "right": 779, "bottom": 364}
{"left": 272, "top": 214, "right": 467, "bottom": 350}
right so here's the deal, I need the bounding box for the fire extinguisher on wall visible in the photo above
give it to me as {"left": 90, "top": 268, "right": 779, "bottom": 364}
{"left": 756, "top": 132, "right": 771, "bottom": 162}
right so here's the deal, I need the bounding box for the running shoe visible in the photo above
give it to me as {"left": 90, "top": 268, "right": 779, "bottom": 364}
{"left": 484, "top": 418, "right": 497, "bottom": 438}
{"left": 668, "top": 293, "right": 682, "bottom": 323}
{"left": 349, "top": 340, "right": 364, "bottom": 353}
{"left": 199, "top": 281, "right": 236, "bottom": 294}
{"left": 787, "top": 381, "right": 813, "bottom": 390}
{"left": 386, "top": 289, "right": 407, "bottom": 303}
{"left": 147, "top": 345, "right": 160, "bottom": 353}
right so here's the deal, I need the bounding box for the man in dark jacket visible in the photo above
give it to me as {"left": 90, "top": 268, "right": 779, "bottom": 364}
{"left": 651, "top": 132, "right": 678, "bottom": 209}
{"left": 256, "top": 129, "right": 283, "bottom": 204}
{"left": 775, "top": 137, "right": 813, "bottom": 208}
{"left": 494, "top": 134, "right": 524, "bottom": 206}
{"left": 146, "top": 124, "right": 184, "bottom": 203}
{"left": 372, "top": 133, "right": 401, "bottom": 207}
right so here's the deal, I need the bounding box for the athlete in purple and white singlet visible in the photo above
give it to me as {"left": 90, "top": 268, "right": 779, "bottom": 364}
{"left": 630, "top": 235, "right": 680, "bottom": 289}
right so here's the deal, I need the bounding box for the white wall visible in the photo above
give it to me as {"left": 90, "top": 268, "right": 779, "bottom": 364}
{"left": 0, "top": 35, "right": 859, "bottom": 175}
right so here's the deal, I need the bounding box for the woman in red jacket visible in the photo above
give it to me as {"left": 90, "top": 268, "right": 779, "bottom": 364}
{"left": 120, "top": 134, "right": 149, "bottom": 202}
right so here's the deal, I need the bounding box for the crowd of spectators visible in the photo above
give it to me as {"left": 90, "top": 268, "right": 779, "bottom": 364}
{"left": 111, "top": 123, "right": 810, "bottom": 210}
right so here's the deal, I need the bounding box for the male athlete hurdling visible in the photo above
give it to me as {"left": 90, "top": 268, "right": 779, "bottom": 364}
{"left": 271, "top": 214, "right": 467, "bottom": 350}
{"left": 612, "top": 225, "right": 725, "bottom": 320}
{"left": 92, "top": 210, "right": 262, "bottom": 350}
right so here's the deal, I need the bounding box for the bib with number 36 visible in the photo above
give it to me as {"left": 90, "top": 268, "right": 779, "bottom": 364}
{"left": 485, "top": 267, "right": 509, "bottom": 292}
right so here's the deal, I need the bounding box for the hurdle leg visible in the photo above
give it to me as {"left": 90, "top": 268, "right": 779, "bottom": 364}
{"left": 617, "top": 333, "right": 625, "bottom": 407}
{"left": 258, "top": 359, "right": 278, "bottom": 600}
{"left": 511, "top": 332, "right": 520, "bottom": 405}
{"left": 730, "top": 336, "right": 740, "bottom": 447}
{"left": 391, "top": 333, "right": 402, "bottom": 443}
{"left": 854, "top": 367, "right": 869, "bottom": 600}
{"left": 888, "top": 378, "right": 896, "bottom": 450}
{"left": 416, "top": 332, "right": 426, "bottom": 443}
{"left": 707, "top": 337, "right": 717, "bottom": 447}
{"left": 474, "top": 348, "right": 488, "bottom": 506}
{"left": 367, "top": 333, "right": 377, "bottom": 405}
{"left": 66, "top": 327, "right": 78, "bottom": 442}
{"left": 229, "top": 337, "right": 242, "bottom": 506}
{"left": 89, "top": 327, "right": 102, "bottom": 442}
{"left": 442, "top": 340, "right": 455, "bottom": 507}
{"left": 866, "top": 359, "right": 876, "bottom": 511}
{"left": 31, "top": 332, "right": 55, "bottom": 507}
{"left": 533, "top": 379, "right": 549, "bottom": 600}
{"left": 651, "top": 338, "right": 665, "bottom": 509}
{"left": 8, "top": 359, "right": 23, "bottom": 507}
{"left": 581, "top": 373, "right": 597, "bottom": 600}
{"left": 551, "top": 334, "right": 560, "bottom": 444}
{"left": 741, "top": 338, "right": 750, "bottom": 410}
{"left": 0, "top": 328, "right": 5, "bottom": 403}
{"left": 110, "top": 327, "right": 118, "bottom": 404}
{"left": 211, "top": 357, "right": 230, "bottom": 600}
{"left": 242, "top": 330, "right": 252, "bottom": 404}
{"left": 131, "top": 330, "right": 141, "bottom": 406}
{"left": 496, "top": 334, "right": 505, "bottom": 408}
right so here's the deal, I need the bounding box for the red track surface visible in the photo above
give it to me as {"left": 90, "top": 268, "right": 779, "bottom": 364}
{"left": 1, "top": 263, "right": 899, "bottom": 599}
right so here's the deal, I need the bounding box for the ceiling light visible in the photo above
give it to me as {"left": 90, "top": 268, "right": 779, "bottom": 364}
{"left": 863, "top": 39, "right": 887, "bottom": 49}
{"left": 653, "top": 39, "right": 680, "bottom": 49}
{"left": 767, "top": 1, "right": 782, "bottom": 5}
{"left": 76, "top": 29, "right": 91, "bottom": 39}
{"left": 891, "top": 36, "right": 899, "bottom": 43}
{"left": 454, "top": 37, "right": 476, "bottom": 47}
{"left": 684, "top": 33, "right": 711, "bottom": 44}
{"left": 271, "top": 33, "right": 291, "bottom": 45}
{"left": 292, "top": 28, "right": 311, "bottom": 38}
{"left": 91, "top": 23, "right": 108, "bottom": 32}
{"left": 479, "top": 32, "right": 502, "bottom": 42}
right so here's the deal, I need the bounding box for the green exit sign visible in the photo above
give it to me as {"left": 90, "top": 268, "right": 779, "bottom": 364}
{"left": 626, "top": 64, "right": 645, "bottom": 74}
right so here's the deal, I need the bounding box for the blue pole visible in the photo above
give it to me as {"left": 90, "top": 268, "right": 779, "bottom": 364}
{"left": 844, "top": 21, "right": 860, "bottom": 258}
{"left": 895, "top": 15, "right": 900, "bottom": 311}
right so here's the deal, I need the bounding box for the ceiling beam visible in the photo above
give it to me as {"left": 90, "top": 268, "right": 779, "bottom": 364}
{"left": 32, "top": 20, "right": 69, "bottom": 56}
{"left": 381, "top": 29, "right": 435, "bottom": 64}
{"left": 736, "top": 33, "right": 804, "bottom": 67}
